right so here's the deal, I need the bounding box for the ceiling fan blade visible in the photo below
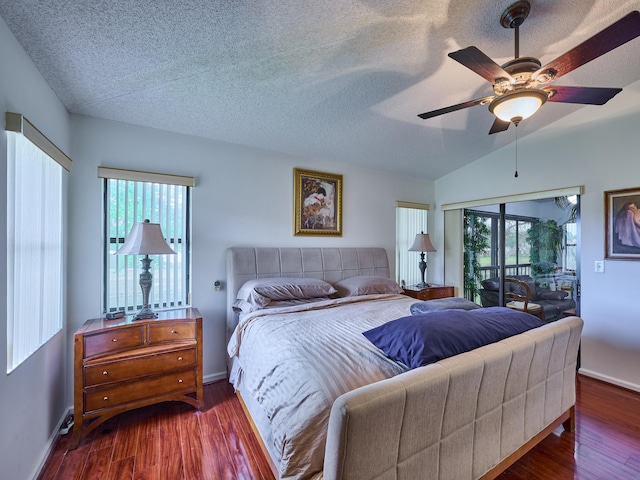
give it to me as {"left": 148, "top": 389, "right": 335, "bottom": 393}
{"left": 533, "top": 11, "right": 640, "bottom": 83}
{"left": 543, "top": 85, "right": 622, "bottom": 105}
{"left": 417, "top": 95, "right": 495, "bottom": 120}
{"left": 488, "top": 118, "right": 511, "bottom": 135}
{"left": 448, "top": 46, "right": 515, "bottom": 84}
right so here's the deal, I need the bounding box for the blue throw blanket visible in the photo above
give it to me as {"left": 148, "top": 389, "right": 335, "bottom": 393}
{"left": 363, "top": 306, "right": 544, "bottom": 369}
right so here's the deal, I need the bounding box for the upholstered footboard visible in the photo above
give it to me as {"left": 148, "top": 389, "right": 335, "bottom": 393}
{"left": 323, "top": 316, "right": 583, "bottom": 480}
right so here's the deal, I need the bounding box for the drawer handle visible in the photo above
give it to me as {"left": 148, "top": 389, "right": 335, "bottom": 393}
{"left": 178, "top": 379, "right": 183, "bottom": 383}
{"left": 177, "top": 357, "right": 183, "bottom": 361}
{"left": 103, "top": 396, "right": 109, "bottom": 401}
{"left": 112, "top": 338, "right": 118, "bottom": 342}
{"left": 171, "top": 330, "right": 178, "bottom": 334}
{"left": 102, "top": 371, "right": 108, "bottom": 375}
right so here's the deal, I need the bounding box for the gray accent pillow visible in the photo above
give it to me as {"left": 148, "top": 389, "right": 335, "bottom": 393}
{"left": 410, "top": 297, "right": 481, "bottom": 315}
{"left": 333, "top": 276, "right": 403, "bottom": 297}
{"left": 234, "top": 277, "right": 337, "bottom": 313}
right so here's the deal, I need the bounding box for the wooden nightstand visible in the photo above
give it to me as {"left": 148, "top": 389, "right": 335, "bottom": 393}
{"left": 402, "top": 285, "right": 454, "bottom": 301}
{"left": 71, "top": 308, "right": 203, "bottom": 448}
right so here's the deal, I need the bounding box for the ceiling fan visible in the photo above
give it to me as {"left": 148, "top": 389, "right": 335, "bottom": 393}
{"left": 418, "top": 1, "right": 640, "bottom": 134}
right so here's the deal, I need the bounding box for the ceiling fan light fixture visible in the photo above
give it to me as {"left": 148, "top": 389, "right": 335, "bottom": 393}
{"left": 489, "top": 89, "right": 548, "bottom": 123}
{"left": 417, "top": 7, "right": 640, "bottom": 133}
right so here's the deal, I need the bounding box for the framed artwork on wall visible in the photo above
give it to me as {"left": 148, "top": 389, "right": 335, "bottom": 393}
{"left": 293, "top": 168, "right": 342, "bottom": 236}
{"left": 605, "top": 187, "right": 640, "bottom": 260}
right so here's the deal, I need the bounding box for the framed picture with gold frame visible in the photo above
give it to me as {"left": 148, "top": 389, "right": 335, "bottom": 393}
{"left": 605, "top": 187, "right": 640, "bottom": 260}
{"left": 293, "top": 168, "right": 342, "bottom": 236}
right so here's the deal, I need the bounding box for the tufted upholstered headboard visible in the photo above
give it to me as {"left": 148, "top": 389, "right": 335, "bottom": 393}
{"left": 226, "top": 247, "right": 391, "bottom": 343}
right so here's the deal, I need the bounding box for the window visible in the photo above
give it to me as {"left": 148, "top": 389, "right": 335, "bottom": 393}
{"left": 395, "top": 202, "right": 429, "bottom": 287}
{"left": 465, "top": 209, "right": 535, "bottom": 282}
{"left": 563, "top": 222, "right": 577, "bottom": 271}
{"left": 6, "top": 113, "right": 71, "bottom": 373}
{"left": 100, "top": 168, "right": 193, "bottom": 314}
{"left": 505, "top": 218, "right": 533, "bottom": 272}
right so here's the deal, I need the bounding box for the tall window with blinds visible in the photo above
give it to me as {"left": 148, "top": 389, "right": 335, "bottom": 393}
{"left": 6, "top": 113, "right": 71, "bottom": 373}
{"left": 102, "top": 170, "right": 192, "bottom": 314}
{"left": 395, "top": 202, "right": 429, "bottom": 287}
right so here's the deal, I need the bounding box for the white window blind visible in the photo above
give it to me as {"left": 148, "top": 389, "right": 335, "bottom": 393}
{"left": 102, "top": 169, "right": 192, "bottom": 313}
{"left": 6, "top": 131, "right": 65, "bottom": 373}
{"left": 395, "top": 202, "right": 429, "bottom": 287}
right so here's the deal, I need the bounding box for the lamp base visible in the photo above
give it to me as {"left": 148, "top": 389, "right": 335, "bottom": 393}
{"left": 417, "top": 256, "right": 428, "bottom": 289}
{"left": 135, "top": 255, "right": 157, "bottom": 320}
{"left": 133, "top": 306, "right": 158, "bottom": 320}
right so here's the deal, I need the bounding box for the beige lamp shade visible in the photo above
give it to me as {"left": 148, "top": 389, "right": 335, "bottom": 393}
{"left": 409, "top": 232, "right": 436, "bottom": 253}
{"left": 115, "top": 219, "right": 175, "bottom": 255}
{"left": 114, "top": 219, "right": 174, "bottom": 320}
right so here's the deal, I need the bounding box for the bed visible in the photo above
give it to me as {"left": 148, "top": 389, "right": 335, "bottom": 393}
{"left": 226, "top": 247, "right": 583, "bottom": 480}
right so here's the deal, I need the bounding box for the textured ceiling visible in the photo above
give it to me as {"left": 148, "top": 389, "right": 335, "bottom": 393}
{"left": 2, "top": 0, "right": 640, "bottom": 179}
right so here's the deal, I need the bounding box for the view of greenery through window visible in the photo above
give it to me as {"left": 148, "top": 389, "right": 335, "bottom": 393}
{"left": 464, "top": 206, "right": 577, "bottom": 302}
{"left": 476, "top": 219, "right": 533, "bottom": 267}
{"left": 564, "top": 222, "right": 577, "bottom": 271}
{"left": 104, "top": 179, "right": 189, "bottom": 313}
{"left": 472, "top": 214, "right": 534, "bottom": 274}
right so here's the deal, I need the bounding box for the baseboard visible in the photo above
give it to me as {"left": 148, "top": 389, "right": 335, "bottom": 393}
{"left": 29, "top": 406, "right": 72, "bottom": 480}
{"left": 579, "top": 368, "right": 640, "bottom": 393}
{"left": 204, "top": 371, "right": 227, "bottom": 385}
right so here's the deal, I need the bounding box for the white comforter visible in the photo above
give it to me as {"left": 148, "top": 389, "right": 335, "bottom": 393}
{"left": 227, "top": 294, "right": 416, "bottom": 480}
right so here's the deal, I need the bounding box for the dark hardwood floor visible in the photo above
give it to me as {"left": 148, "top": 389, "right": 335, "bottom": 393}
{"left": 38, "top": 374, "right": 640, "bottom": 480}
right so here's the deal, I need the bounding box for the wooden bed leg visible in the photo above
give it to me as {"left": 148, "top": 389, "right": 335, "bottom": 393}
{"left": 563, "top": 405, "right": 576, "bottom": 432}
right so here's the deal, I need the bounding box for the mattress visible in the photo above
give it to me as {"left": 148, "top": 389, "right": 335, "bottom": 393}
{"left": 227, "top": 294, "right": 416, "bottom": 480}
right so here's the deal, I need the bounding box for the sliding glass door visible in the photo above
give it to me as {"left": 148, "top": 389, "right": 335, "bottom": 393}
{"left": 464, "top": 209, "right": 537, "bottom": 300}
{"left": 463, "top": 195, "right": 580, "bottom": 319}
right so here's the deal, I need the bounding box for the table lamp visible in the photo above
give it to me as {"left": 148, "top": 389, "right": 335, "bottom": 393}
{"left": 408, "top": 231, "right": 436, "bottom": 288}
{"left": 115, "top": 219, "right": 175, "bottom": 319}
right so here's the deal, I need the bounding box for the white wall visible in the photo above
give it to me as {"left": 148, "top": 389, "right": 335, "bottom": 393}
{"left": 435, "top": 80, "right": 640, "bottom": 391}
{"left": 0, "top": 17, "right": 70, "bottom": 480}
{"left": 1, "top": 14, "right": 434, "bottom": 476}
{"left": 68, "top": 114, "right": 434, "bottom": 389}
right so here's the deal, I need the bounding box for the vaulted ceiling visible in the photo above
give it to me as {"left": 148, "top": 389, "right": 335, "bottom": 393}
{"left": 2, "top": 0, "right": 640, "bottom": 179}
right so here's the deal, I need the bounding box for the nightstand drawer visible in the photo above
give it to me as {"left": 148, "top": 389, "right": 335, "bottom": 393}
{"left": 84, "top": 326, "right": 145, "bottom": 358}
{"left": 84, "top": 369, "right": 197, "bottom": 413}
{"left": 148, "top": 322, "right": 196, "bottom": 343}
{"left": 84, "top": 347, "right": 196, "bottom": 387}
{"left": 403, "top": 285, "right": 454, "bottom": 301}
{"left": 415, "top": 290, "right": 431, "bottom": 300}
{"left": 428, "top": 287, "right": 452, "bottom": 299}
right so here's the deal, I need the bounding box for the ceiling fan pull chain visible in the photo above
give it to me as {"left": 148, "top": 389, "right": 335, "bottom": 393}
{"left": 514, "top": 124, "right": 519, "bottom": 178}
